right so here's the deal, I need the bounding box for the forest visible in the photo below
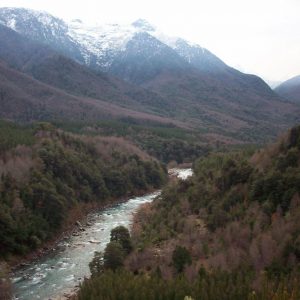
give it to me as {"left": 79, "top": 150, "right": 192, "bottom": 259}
{"left": 54, "top": 119, "right": 211, "bottom": 164}
{"left": 1, "top": 119, "right": 300, "bottom": 299}
{"left": 0, "top": 120, "right": 167, "bottom": 259}
{"left": 77, "top": 125, "right": 300, "bottom": 299}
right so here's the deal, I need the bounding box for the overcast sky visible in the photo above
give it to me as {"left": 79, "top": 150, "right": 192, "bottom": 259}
{"left": 0, "top": 0, "right": 299, "bottom": 83}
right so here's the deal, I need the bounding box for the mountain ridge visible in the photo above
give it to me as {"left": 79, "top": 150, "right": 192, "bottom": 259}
{"left": 0, "top": 7, "right": 248, "bottom": 74}
{"left": 275, "top": 75, "right": 300, "bottom": 103}
{"left": 0, "top": 23, "right": 175, "bottom": 117}
{"left": 0, "top": 7, "right": 299, "bottom": 142}
{"left": 0, "top": 58, "right": 183, "bottom": 126}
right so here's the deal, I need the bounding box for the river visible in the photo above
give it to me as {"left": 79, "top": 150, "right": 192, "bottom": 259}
{"left": 11, "top": 168, "right": 192, "bottom": 300}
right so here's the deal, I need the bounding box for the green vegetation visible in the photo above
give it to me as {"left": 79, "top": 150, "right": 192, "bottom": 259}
{"left": 134, "top": 126, "right": 300, "bottom": 254}
{"left": 102, "top": 241, "right": 125, "bottom": 271}
{"left": 78, "top": 125, "right": 300, "bottom": 299}
{"left": 110, "top": 225, "right": 133, "bottom": 254}
{"left": 172, "top": 246, "right": 192, "bottom": 273}
{"left": 2, "top": 117, "right": 300, "bottom": 298}
{"left": 89, "top": 226, "right": 132, "bottom": 275}
{"left": 78, "top": 269, "right": 300, "bottom": 300}
{"left": 0, "top": 122, "right": 166, "bottom": 258}
{"left": 55, "top": 120, "right": 210, "bottom": 163}
{"left": 0, "top": 120, "right": 35, "bottom": 153}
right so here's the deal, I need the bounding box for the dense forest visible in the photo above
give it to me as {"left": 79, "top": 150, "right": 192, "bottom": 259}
{"left": 55, "top": 119, "right": 211, "bottom": 164}
{"left": 77, "top": 125, "right": 300, "bottom": 299}
{"left": 0, "top": 120, "right": 167, "bottom": 259}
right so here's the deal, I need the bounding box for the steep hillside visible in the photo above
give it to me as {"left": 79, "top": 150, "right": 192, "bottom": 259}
{"left": 0, "top": 60, "right": 97, "bottom": 122}
{"left": 77, "top": 125, "right": 300, "bottom": 299}
{"left": 275, "top": 75, "right": 300, "bottom": 103}
{"left": 0, "top": 7, "right": 87, "bottom": 64}
{"left": 0, "top": 24, "right": 171, "bottom": 116}
{"left": 142, "top": 67, "right": 299, "bottom": 141}
{"left": 131, "top": 125, "right": 300, "bottom": 271}
{"left": 0, "top": 121, "right": 167, "bottom": 258}
{"left": 0, "top": 60, "right": 180, "bottom": 125}
{"left": 109, "top": 32, "right": 191, "bottom": 85}
{"left": 0, "top": 7, "right": 299, "bottom": 142}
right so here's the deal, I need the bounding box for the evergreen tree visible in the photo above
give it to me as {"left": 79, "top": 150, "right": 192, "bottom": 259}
{"left": 172, "top": 246, "right": 192, "bottom": 273}
{"left": 110, "top": 225, "right": 133, "bottom": 254}
{"left": 103, "top": 241, "right": 125, "bottom": 271}
{"left": 89, "top": 251, "right": 103, "bottom": 276}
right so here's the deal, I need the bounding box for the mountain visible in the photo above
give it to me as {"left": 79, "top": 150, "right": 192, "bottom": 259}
{"left": 0, "top": 24, "right": 174, "bottom": 116}
{"left": 0, "top": 55, "right": 182, "bottom": 126}
{"left": 0, "top": 7, "right": 299, "bottom": 142}
{"left": 0, "top": 9, "right": 235, "bottom": 76}
{"left": 109, "top": 32, "right": 191, "bottom": 85}
{"left": 0, "top": 7, "right": 87, "bottom": 64}
{"left": 0, "top": 59, "right": 102, "bottom": 122}
{"left": 275, "top": 75, "right": 300, "bottom": 103}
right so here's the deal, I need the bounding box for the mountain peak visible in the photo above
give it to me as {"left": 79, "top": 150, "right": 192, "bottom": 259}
{"left": 131, "top": 19, "right": 155, "bottom": 31}
{"left": 0, "top": 7, "right": 59, "bottom": 20}
{"left": 0, "top": 6, "right": 66, "bottom": 30}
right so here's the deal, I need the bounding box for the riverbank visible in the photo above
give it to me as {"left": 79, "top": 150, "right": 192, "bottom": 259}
{"left": 9, "top": 166, "right": 193, "bottom": 270}
{"left": 7, "top": 186, "right": 159, "bottom": 272}
{"left": 10, "top": 168, "right": 192, "bottom": 300}
{"left": 12, "top": 191, "right": 162, "bottom": 300}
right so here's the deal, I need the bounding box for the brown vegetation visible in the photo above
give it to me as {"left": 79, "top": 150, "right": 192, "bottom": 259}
{"left": 126, "top": 125, "right": 300, "bottom": 286}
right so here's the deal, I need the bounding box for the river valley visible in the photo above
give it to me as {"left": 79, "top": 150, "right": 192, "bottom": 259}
{"left": 11, "top": 168, "right": 192, "bottom": 300}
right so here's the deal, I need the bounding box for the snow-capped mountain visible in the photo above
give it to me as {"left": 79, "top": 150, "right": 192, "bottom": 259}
{"left": 0, "top": 7, "right": 222, "bottom": 75}
{"left": 108, "top": 32, "right": 192, "bottom": 84}
{"left": 68, "top": 17, "right": 220, "bottom": 73}
{"left": 67, "top": 18, "right": 147, "bottom": 69}
{"left": 0, "top": 7, "right": 87, "bottom": 64}
{"left": 1, "top": 6, "right": 298, "bottom": 142}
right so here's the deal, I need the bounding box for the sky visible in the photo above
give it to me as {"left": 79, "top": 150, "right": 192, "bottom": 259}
{"left": 0, "top": 0, "right": 299, "bottom": 83}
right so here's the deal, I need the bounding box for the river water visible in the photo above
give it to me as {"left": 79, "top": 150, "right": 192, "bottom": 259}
{"left": 11, "top": 168, "right": 192, "bottom": 300}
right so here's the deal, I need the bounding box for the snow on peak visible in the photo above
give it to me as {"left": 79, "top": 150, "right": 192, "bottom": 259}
{"left": 66, "top": 17, "right": 205, "bottom": 68}
{"left": 0, "top": 7, "right": 207, "bottom": 70}
{"left": 67, "top": 20, "right": 137, "bottom": 67}
{"left": 0, "top": 7, "right": 67, "bottom": 34}
{"left": 0, "top": 7, "right": 62, "bottom": 25}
